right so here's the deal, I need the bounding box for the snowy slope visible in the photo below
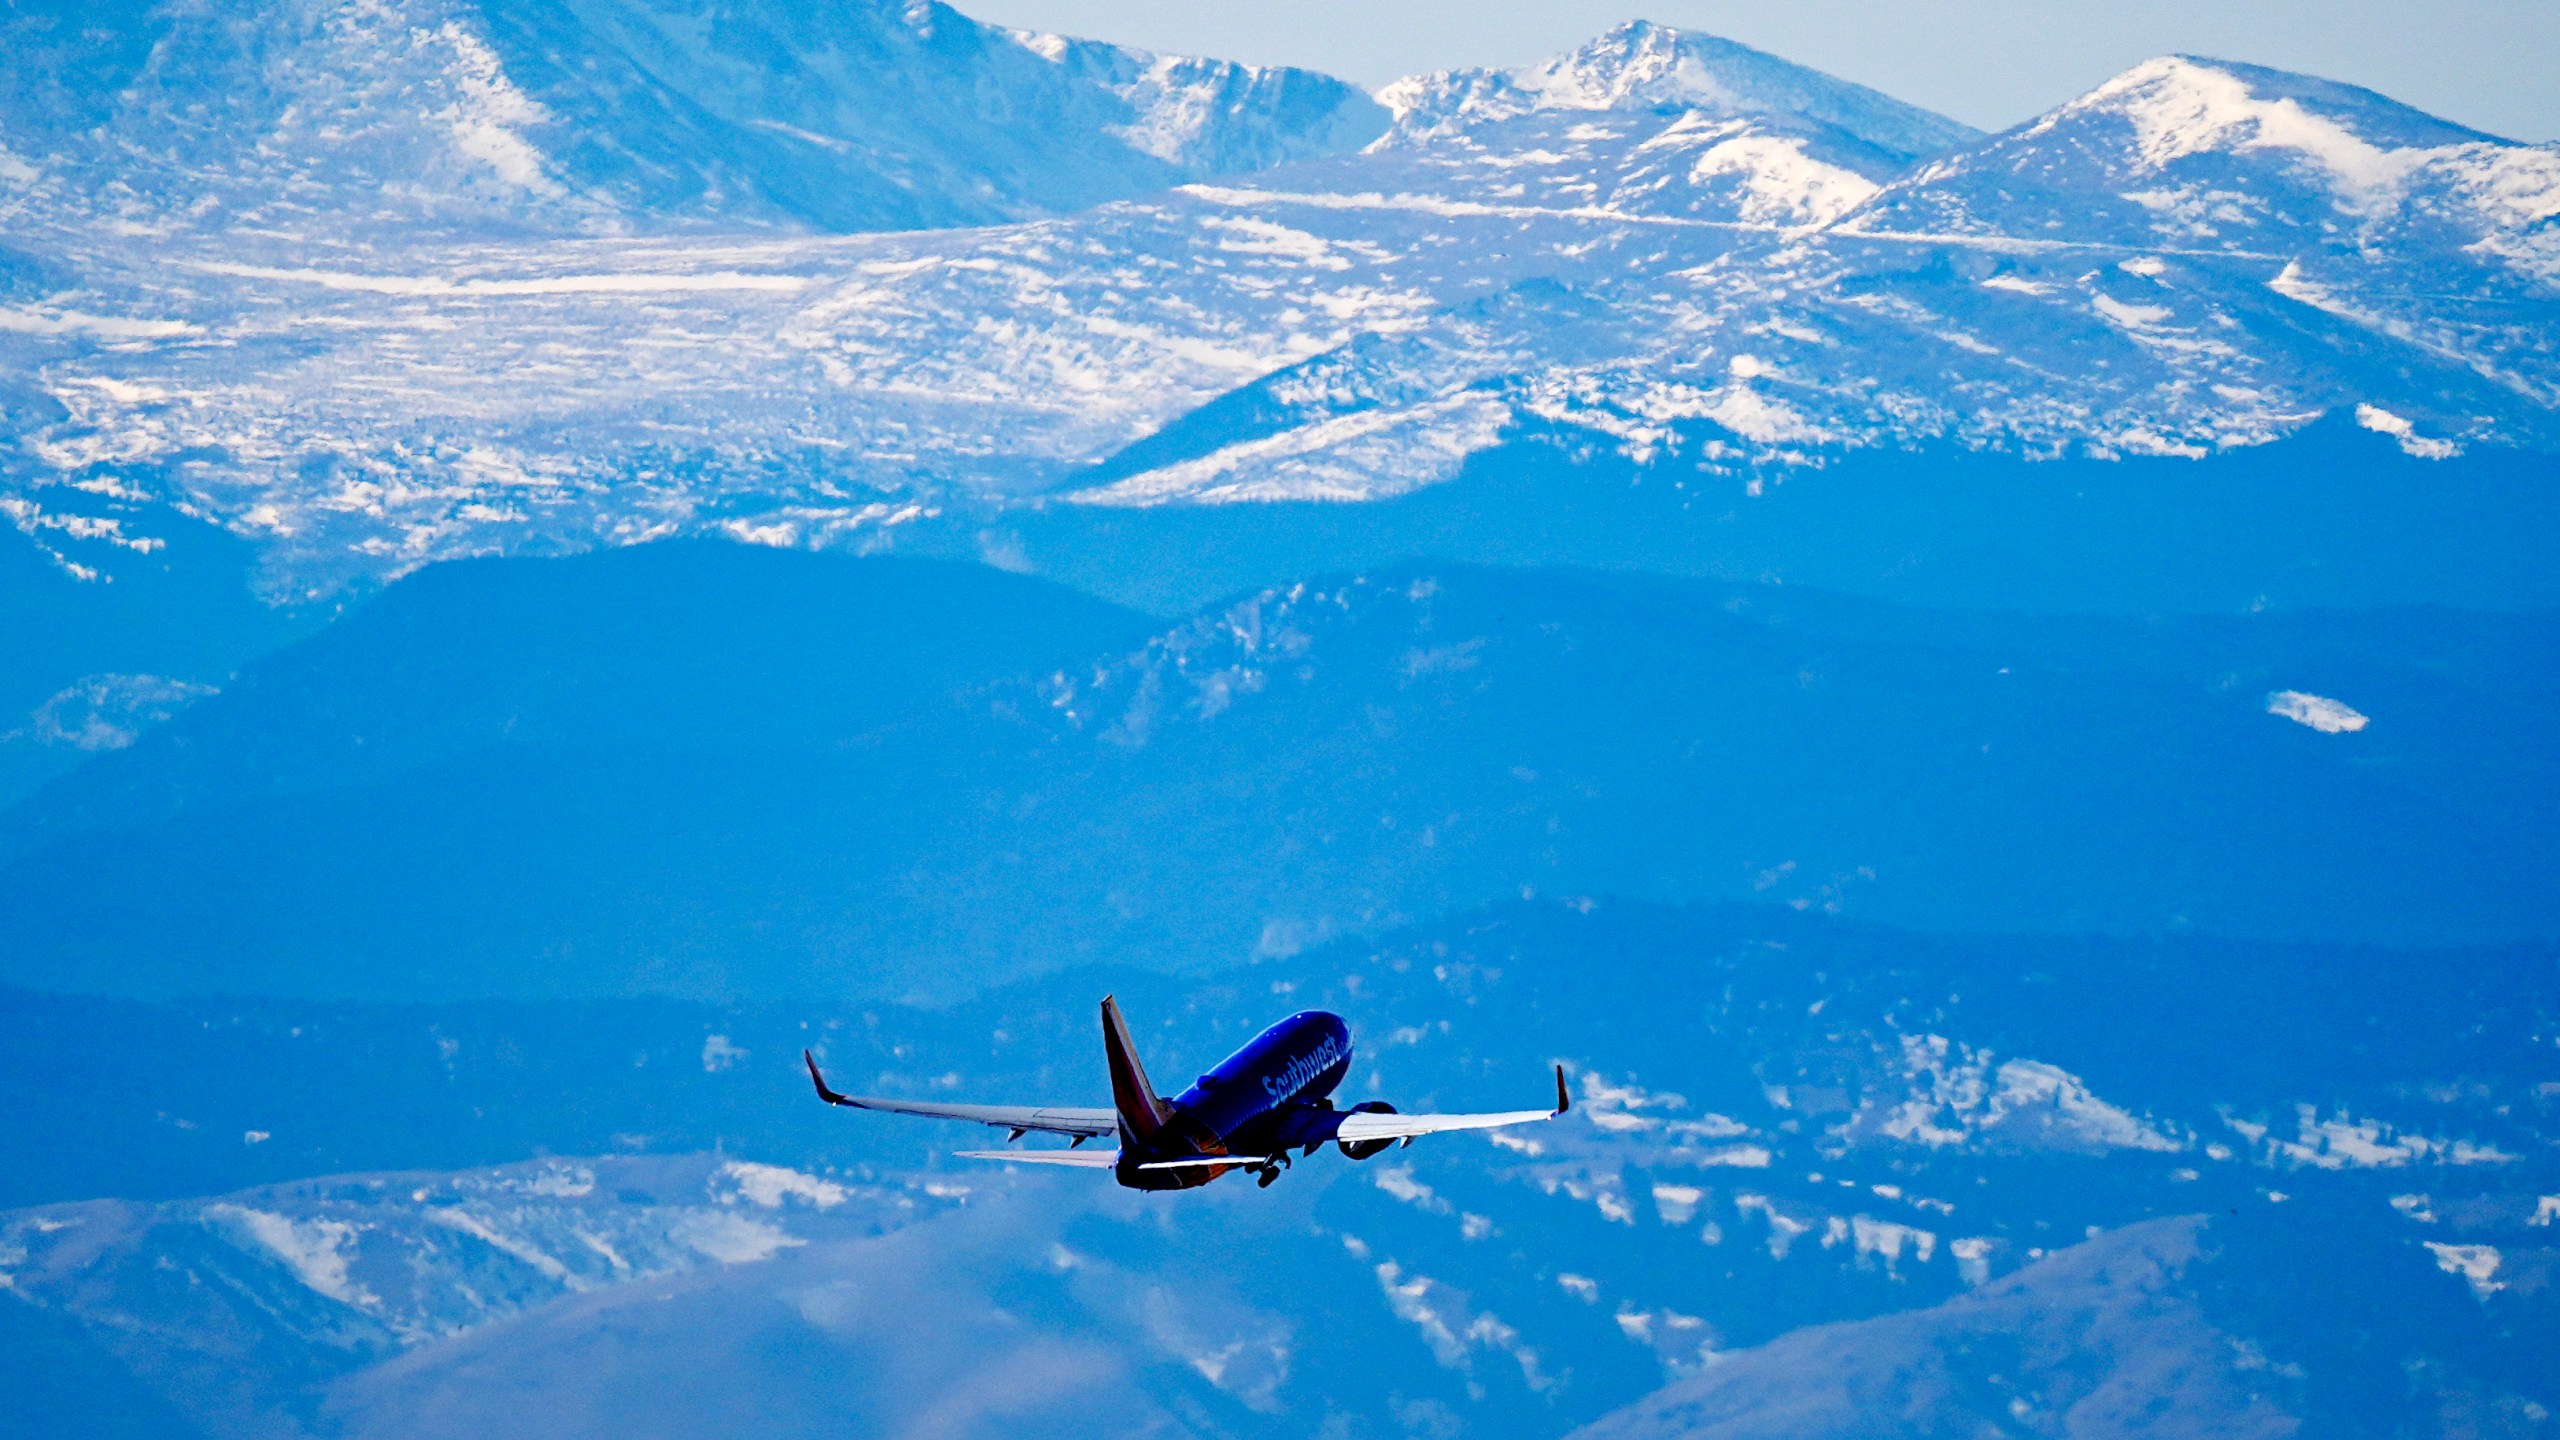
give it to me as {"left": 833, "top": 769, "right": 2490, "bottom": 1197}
{"left": 1841, "top": 57, "right": 2560, "bottom": 411}
{"left": 1379, "top": 20, "right": 1978, "bottom": 164}
{"left": 1069, "top": 51, "right": 2560, "bottom": 508}
{"left": 2, "top": 21, "right": 2556, "bottom": 597}
{"left": 0, "top": 0, "right": 1386, "bottom": 235}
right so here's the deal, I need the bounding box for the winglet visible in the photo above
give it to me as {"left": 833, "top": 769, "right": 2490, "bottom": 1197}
{"left": 1554, "top": 1064, "right": 1571, "bottom": 1116}
{"left": 804, "top": 1049, "right": 852, "bottom": 1107}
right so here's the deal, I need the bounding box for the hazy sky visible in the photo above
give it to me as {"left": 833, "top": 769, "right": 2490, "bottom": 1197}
{"left": 956, "top": 1, "right": 2560, "bottom": 142}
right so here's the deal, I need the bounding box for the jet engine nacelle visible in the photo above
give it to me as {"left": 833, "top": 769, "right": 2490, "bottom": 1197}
{"left": 1336, "top": 1101, "right": 1399, "bottom": 1161}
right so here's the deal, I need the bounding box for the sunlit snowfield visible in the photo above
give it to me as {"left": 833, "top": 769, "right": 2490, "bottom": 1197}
{"left": 8, "top": 19, "right": 2557, "bottom": 592}
{"left": 2, "top": 2, "right": 2555, "bottom": 1438}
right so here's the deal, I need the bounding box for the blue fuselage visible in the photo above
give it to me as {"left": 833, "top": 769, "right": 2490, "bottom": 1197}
{"left": 1120, "top": 1009, "right": 1351, "bottom": 1189}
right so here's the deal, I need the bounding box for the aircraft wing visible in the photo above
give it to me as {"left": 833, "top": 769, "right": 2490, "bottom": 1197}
{"left": 953, "top": 1149, "right": 1121, "bottom": 1167}
{"left": 1333, "top": 1065, "right": 1573, "bottom": 1145}
{"left": 805, "top": 1051, "right": 1118, "bottom": 1139}
{"left": 954, "top": 1151, "right": 1281, "bottom": 1172}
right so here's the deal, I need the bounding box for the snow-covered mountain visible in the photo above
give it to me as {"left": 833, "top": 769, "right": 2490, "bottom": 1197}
{"left": 1378, "top": 20, "right": 1978, "bottom": 164}
{"left": 2, "top": 18, "right": 2556, "bottom": 607}
{"left": 1065, "top": 45, "right": 2559, "bottom": 509}
{"left": 0, "top": 0, "right": 1385, "bottom": 236}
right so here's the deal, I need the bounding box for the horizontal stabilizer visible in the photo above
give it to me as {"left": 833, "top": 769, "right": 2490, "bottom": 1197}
{"left": 953, "top": 1149, "right": 1121, "bottom": 1168}
{"left": 804, "top": 1050, "right": 1118, "bottom": 1139}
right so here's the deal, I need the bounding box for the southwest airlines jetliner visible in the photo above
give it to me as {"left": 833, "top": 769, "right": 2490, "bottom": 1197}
{"left": 803, "top": 996, "right": 1570, "bottom": 1190}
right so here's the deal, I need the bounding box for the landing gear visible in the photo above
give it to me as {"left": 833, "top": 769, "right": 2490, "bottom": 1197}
{"left": 1302, "top": 1098, "right": 1333, "bottom": 1158}
{"left": 1255, "top": 1165, "right": 1280, "bottom": 1188}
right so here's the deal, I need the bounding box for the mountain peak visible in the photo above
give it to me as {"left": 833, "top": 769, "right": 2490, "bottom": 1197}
{"left": 1378, "top": 21, "right": 1977, "bottom": 162}
{"left": 2024, "top": 52, "right": 2508, "bottom": 179}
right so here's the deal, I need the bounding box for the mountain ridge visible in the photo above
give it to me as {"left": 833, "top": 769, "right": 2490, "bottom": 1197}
{"left": 0, "top": 0, "right": 1389, "bottom": 235}
{"left": 1377, "top": 20, "right": 1981, "bottom": 162}
{"left": 6, "top": 20, "right": 2552, "bottom": 609}
{"left": 4, "top": 551, "right": 2552, "bottom": 1003}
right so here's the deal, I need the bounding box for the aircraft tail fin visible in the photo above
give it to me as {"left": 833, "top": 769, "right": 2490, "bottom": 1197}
{"left": 1101, "top": 995, "right": 1172, "bottom": 1142}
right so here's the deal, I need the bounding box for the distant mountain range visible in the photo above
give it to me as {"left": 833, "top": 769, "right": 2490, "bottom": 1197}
{"left": 3, "top": 12, "right": 2555, "bottom": 617}
{"left": 5, "top": 898, "right": 2552, "bottom": 1438}
{"left": 4, "top": 544, "right": 2552, "bottom": 1002}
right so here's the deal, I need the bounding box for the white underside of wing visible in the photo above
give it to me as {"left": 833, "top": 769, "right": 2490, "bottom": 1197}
{"left": 840, "top": 1096, "right": 1119, "bottom": 1138}
{"left": 1333, "top": 1108, "right": 1559, "bottom": 1143}
{"left": 951, "top": 1150, "right": 1278, "bottom": 1172}
{"left": 1136, "top": 1154, "right": 1277, "bottom": 1171}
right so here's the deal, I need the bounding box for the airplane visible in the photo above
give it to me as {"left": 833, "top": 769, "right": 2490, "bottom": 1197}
{"left": 802, "top": 995, "right": 1570, "bottom": 1190}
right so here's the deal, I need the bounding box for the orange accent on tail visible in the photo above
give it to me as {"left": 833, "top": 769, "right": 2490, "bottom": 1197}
{"left": 1101, "top": 995, "right": 1171, "bottom": 1142}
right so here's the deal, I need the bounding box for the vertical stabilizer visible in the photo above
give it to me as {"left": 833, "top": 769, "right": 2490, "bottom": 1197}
{"left": 1101, "top": 995, "right": 1172, "bottom": 1142}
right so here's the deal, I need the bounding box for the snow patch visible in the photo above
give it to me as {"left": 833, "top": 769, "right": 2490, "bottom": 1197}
{"left": 2355, "top": 403, "right": 2461, "bottom": 459}
{"left": 427, "top": 22, "right": 564, "bottom": 197}
{"left": 2233, "top": 1105, "right": 2513, "bottom": 1168}
{"left": 1010, "top": 29, "right": 1070, "bottom": 64}
{"left": 2267, "top": 690, "right": 2368, "bottom": 733}
{"left": 187, "top": 262, "right": 809, "bottom": 296}
{"left": 207, "top": 1205, "right": 379, "bottom": 1310}
{"left": 1733, "top": 1194, "right": 1812, "bottom": 1258}
{"left": 1372, "top": 1260, "right": 1551, "bottom": 1390}
{"left": 2424, "top": 1241, "right": 2504, "bottom": 1300}
{"left": 521, "top": 1166, "right": 594, "bottom": 1198}
{"left": 717, "top": 1162, "right": 848, "bottom": 1210}
{"left": 1866, "top": 1034, "right": 2182, "bottom": 1153}
{"left": 1372, "top": 1165, "right": 1452, "bottom": 1214}
{"left": 1077, "top": 392, "right": 1511, "bottom": 506}
{"left": 429, "top": 1207, "right": 576, "bottom": 1284}
{"left": 1851, "top": 1215, "right": 1935, "bottom": 1269}
{"left": 1682, "top": 1144, "right": 1772, "bottom": 1169}
{"left": 0, "top": 306, "right": 198, "bottom": 340}
{"left": 2093, "top": 294, "right": 2173, "bottom": 328}
{"left": 1980, "top": 275, "right": 2053, "bottom": 296}
{"left": 670, "top": 1210, "right": 803, "bottom": 1264}
{"left": 2071, "top": 57, "right": 2431, "bottom": 203}
{"left": 2391, "top": 1193, "right": 2438, "bottom": 1223}
{"left": 22, "top": 674, "right": 217, "bottom": 751}
{"left": 1687, "top": 135, "right": 1880, "bottom": 226}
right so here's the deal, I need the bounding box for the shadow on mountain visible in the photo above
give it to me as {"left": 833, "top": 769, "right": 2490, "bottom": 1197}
{"left": 0, "top": 498, "right": 320, "bottom": 808}
{"left": 0, "top": 546, "right": 2552, "bottom": 1002}
{"left": 1012, "top": 418, "right": 2560, "bottom": 616}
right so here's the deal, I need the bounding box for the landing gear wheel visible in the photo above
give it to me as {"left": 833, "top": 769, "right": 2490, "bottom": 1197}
{"left": 1255, "top": 1165, "right": 1280, "bottom": 1188}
